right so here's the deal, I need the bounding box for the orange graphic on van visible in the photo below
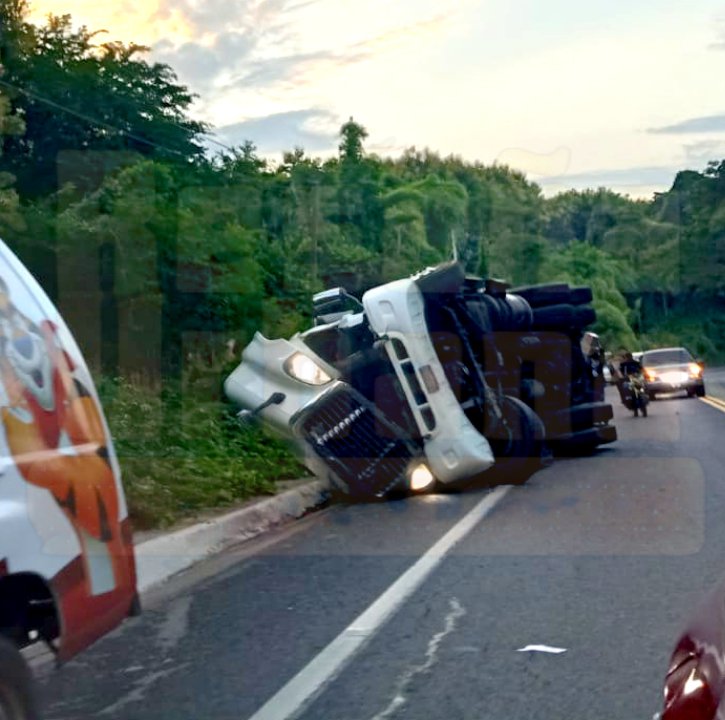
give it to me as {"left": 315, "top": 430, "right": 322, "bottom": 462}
{"left": 0, "top": 276, "right": 128, "bottom": 596}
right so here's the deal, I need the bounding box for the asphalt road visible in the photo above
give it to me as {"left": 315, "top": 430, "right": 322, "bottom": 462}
{"left": 38, "top": 383, "right": 725, "bottom": 720}
{"left": 705, "top": 366, "right": 725, "bottom": 402}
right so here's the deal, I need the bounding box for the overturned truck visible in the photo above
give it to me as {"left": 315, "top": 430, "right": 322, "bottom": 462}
{"left": 225, "top": 263, "right": 616, "bottom": 499}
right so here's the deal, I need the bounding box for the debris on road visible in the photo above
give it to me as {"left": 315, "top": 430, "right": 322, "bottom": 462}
{"left": 516, "top": 645, "right": 568, "bottom": 654}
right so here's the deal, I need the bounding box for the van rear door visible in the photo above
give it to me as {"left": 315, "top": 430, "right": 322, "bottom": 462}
{"left": 0, "top": 240, "right": 137, "bottom": 661}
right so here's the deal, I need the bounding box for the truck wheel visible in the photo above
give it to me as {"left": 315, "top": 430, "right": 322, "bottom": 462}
{"left": 0, "top": 637, "right": 39, "bottom": 720}
{"left": 572, "top": 306, "right": 596, "bottom": 328}
{"left": 569, "top": 286, "right": 594, "bottom": 305}
{"left": 531, "top": 304, "right": 575, "bottom": 329}
{"left": 488, "top": 396, "right": 546, "bottom": 485}
{"left": 511, "top": 283, "right": 571, "bottom": 307}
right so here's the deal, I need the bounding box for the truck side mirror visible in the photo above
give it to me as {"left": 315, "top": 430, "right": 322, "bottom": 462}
{"left": 237, "top": 392, "right": 286, "bottom": 427}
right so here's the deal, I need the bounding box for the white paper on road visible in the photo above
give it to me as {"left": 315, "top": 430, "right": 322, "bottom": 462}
{"left": 516, "top": 645, "right": 567, "bottom": 654}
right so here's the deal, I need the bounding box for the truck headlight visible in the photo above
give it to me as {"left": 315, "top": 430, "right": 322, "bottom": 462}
{"left": 408, "top": 462, "right": 435, "bottom": 492}
{"left": 284, "top": 353, "right": 332, "bottom": 386}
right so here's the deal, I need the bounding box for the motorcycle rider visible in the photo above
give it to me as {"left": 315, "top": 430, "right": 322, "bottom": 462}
{"left": 616, "top": 350, "right": 643, "bottom": 406}
{"left": 619, "top": 350, "right": 642, "bottom": 378}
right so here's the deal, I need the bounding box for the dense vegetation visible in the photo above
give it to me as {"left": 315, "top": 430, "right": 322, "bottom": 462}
{"left": 1, "top": 0, "right": 723, "bottom": 524}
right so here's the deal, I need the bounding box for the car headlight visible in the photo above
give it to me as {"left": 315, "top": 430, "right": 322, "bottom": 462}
{"left": 408, "top": 462, "right": 436, "bottom": 492}
{"left": 688, "top": 363, "right": 703, "bottom": 378}
{"left": 284, "top": 352, "right": 332, "bottom": 386}
{"left": 644, "top": 367, "right": 658, "bottom": 382}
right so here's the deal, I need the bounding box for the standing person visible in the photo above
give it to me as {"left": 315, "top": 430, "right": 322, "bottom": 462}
{"left": 581, "top": 332, "right": 606, "bottom": 402}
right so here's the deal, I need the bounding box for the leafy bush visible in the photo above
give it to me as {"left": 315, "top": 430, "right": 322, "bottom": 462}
{"left": 639, "top": 306, "right": 725, "bottom": 363}
{"left": 97, "top": 377, "right": 305, "bottom": 529}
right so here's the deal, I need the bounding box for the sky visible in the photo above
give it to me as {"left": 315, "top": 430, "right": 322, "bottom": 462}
{"left": 26, "top": 0, "right": 725, "bottom": 198}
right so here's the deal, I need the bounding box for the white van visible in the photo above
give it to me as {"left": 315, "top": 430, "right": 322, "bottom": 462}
{"left": 0, "top": 240, "right": 138, "bottom": 719}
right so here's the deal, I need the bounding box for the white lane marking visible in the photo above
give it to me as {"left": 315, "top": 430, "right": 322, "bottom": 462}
{"left": 247, "top": 485, "right": 512, "bottom": 720}
{"left": 370, "top": 597, "right": 466, "bottom": 720}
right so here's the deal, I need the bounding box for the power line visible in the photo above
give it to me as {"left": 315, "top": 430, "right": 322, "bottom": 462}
{"left": 0, "top": 76, "right": 247, "bottom": 159}
{"left": 201, "top": 133, "right": 236, "bottom": 153}
{"left": 0, "top": 76, "right": 193, "bottom": 159}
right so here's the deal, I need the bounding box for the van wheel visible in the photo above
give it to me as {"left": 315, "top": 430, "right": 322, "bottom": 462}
{"left": 0, "top": 637, "right": 39, "bottom": 720}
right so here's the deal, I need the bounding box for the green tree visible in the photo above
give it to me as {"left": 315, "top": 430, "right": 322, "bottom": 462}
{"left": 338, "top": 117, "right": 367, "bottom": 163}
{"left": 541, "top": 242, "right": 637, "bottom": 349}
{"left": 409, "top": 174, "right": 468, "bottom": 257}
{"left": 334, "top": 118, "right": 384, "bottom": 254}
{"left": 0, "top": 91, "right": 24, "bottom": 232}
{"left": 0, "top": 0, "right": 207, "bottom": 197}
{"left": 379, "top": 183, "right": 440, "bottom": 280}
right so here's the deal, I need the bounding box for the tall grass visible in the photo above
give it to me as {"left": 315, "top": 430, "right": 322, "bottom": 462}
{"left": 96, "top": 376, "right": 305, "bottom": 530}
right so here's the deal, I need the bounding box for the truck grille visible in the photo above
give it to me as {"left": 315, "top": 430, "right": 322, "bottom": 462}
{"left": 294, "top": 386, "right": 417, "bottom": 497}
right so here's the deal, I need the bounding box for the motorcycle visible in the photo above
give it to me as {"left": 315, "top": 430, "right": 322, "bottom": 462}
{"left": 225, "top": 263, "right": 617, "bottom": 499}
{"left": 622, "top": 373, "right": 649, "bottom": 417}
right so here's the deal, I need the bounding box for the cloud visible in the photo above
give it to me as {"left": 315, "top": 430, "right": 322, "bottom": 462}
{"left": 539, "top": 165, "right": 680, "bottom": 190}
{"left": 708, "top": 17, "right": 725, "bottom": 51}
{"left": 151, "top": 0, "right": 322, "bottom": 94}
{"left": 212, "top": 108, "right": 338, "bottom": 153}
{"left": 149, "top": 0, "right": 474, "bottom": 140}
{"left": 152, "top": 0, "right": 464, "bottom": 97}
{"left": 348, "top": 12, "right": 452, "bottom": 55}
{"left": 495, "top": 146, "right": 571, "bottom": 178}
{"left": 154, "top": 32, "right": 257, "bottom": 92}
{"left": 683, "top": 138, "right": 725, "bottom": 166}
{"left": 648, "top": 115, "right": 725, "bottom": 134}
{"left": 224, "top": 10, "right": 455, "bottom": 91}
{"left": 153, "top": 0, "right": 310, "bottom": 37}
{"left": 230, "top": 49, "right": 368, "bottom": 89}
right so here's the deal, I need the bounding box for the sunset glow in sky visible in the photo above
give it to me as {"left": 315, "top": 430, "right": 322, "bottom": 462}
{"left": 26, "top": 0, "right": 725, "bottom": 197}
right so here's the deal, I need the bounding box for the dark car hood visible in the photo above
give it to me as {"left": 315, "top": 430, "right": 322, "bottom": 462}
{"left": 663, "top": 579, "right": 725, "bottom": 717}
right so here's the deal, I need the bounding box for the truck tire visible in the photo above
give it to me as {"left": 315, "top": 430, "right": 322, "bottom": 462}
{"left": 573, "top": 306, "right": 596, "bottom": 328}
{"left": 511, "top": 283, "right": 571, "bottom": 307}
{"left": 487, "top": 396, "right": 546, "bottom": 485}
{"left": 570, "top": 287, "right": 594, "bottom": 305}
{"left": 532, "top": 304, "right": 575, "bottom": 329}
{"left": 531, "top": 304, "right": 597, "bottom": 331}
{"left": 0, "top": 637, "right": 39, "bottom": 720}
